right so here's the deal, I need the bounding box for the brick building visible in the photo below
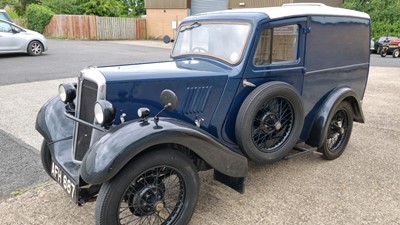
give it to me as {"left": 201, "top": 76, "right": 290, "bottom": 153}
{"left": 144, "top": 0, "right": 344, "bottom": 39}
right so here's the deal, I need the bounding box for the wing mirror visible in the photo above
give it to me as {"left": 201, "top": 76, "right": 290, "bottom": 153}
{"left": 160, "top": 89, "right": 179, "bottom": 111}
{"left": 163, "top": 35, "right": 174, "bottom": 44}
{"left": 154, "top": 89, "right": 179, "bottom": 127}
{"left": 12, "top": 27, "right": 21, "bottom": 33}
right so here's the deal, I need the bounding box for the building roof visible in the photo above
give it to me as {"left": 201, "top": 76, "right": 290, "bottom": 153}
{"left": 203, "top": 3, "right": 370, "bottom": 20}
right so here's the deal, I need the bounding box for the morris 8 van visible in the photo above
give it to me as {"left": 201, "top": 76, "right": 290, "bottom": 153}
{"left": 36, "top": 3, "right": 370, "bottom": 225}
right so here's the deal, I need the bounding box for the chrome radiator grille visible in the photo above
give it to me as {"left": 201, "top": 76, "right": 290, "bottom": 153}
{"left": 73, "top": 79, "right": 99, "bottom": 160}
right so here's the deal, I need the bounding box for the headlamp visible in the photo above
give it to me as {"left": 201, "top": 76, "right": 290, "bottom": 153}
{"left": 58, "top": 83, "right": 76, "bottom": 103}
{"left": 94, "top": 100, "right": 115, "bottom": 126}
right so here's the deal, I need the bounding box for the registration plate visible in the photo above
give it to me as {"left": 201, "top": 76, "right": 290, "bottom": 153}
{"left": 51, "top": 161, "right": 77, "bottom": 200}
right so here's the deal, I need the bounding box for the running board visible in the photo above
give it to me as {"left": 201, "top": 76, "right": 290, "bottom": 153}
{"left": 283, "top": 143, "right": 321, "bottom": 160}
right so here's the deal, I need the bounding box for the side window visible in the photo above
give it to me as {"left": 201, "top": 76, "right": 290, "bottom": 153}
{"left": 0, "top": 21, "right": 12, "bottom": 33}
{"left": 254, "top": 24, "right": 299, "bottom": 66}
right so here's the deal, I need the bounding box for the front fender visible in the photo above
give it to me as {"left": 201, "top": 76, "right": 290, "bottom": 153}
{"left": 81, "top": 118, "right": 248, "bottom": 185}
{"left": 35, "top": 96, "right": 74, "bottom": 142}
{"left": 306, "top": 86, "right": 365, "bottom": 148}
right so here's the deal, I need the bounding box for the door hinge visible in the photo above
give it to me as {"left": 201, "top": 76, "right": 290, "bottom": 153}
{"left": 303, "top": 27, "right": 311, "bottom": 34}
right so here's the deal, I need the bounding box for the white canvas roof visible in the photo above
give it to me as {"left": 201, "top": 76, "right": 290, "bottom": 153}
{"left": 203, "top": 3, "right": 370, "bottom": 20}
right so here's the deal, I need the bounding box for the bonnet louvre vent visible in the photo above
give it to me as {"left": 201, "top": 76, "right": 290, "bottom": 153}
{"left": 181, "top": 86, "right": 212, "bottom": 114}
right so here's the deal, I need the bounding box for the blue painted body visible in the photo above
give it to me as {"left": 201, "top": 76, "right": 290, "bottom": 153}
{"left": 96, "top": 13, "right": 370, "bottom": 147}
{"left": 35, "top": 9, "right": 370, "bottom": 202}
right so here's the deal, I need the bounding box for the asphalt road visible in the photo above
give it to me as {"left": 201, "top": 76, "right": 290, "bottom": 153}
{"left": 0, "top": 39, "right": 171, "bottom": 86}
{"left": 0, "top": 129, "right": 47, "bottom": 199}
{"left": 370, "top": 53, "right": 400, "bottom": 68}
{"left": 0, "top": 40, "right": 399, "bottom": 224}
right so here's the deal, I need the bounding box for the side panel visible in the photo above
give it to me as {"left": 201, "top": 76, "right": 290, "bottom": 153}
{"left": 301, "top": 16, "right": 370, "bottom": 140}
{"left": 305, "top": 16, "right": 370, "bottom": 73}
{"left": 80, "top": 118, "right": 248, "bottom": 185}
{"left": 107, "top": 76, "right": 226, "bottom": 131}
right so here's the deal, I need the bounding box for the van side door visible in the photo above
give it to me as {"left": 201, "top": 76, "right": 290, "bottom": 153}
{"left": 222, "top": 17, "right": 307, "bottom": 143}
{"left": 242, "top": 17, "right": 307, "bottom": 91}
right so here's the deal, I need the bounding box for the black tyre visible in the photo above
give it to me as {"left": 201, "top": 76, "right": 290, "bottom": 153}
{"left": 40, "top": 140, "right": 54, "bottom": 180}
{"left": 27, "top": 40, "right": 43, "bottom": 56}
{"left": 392, "top": 49, "right": 399, "bottom": 58}
{"left": 380, "top": 49, "right": 387, "bottom": 57}
{"left": 318, "top": 101, "right": 353, "bottom": 160}
{"left": 377, "top": 46, "right": 382, "bottom": 54}
{"left": 96, "top": 148, "right": 199, "bottom": 225}
{"left": 236, "top": 82, "right": 304, "bottom": 163}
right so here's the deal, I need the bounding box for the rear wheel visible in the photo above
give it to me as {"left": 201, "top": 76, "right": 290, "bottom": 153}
{"left": 318, "top": 101, "right": 353, "bottom": 160}
{"left": 96, "top": 148, "right": 199, "bottom": 225}
{"left": 392, "top": 49, "right": 399, "bottom": 58}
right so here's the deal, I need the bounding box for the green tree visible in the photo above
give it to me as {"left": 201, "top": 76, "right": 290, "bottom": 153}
{"left": 40, "top": 0, "right": 83, "bottom": 14}
{"left": 25, "top": 3, "right": 53, "bottom": 33}
{"left": 81, "top": 0, "right": 124, "bottom": 17}
{"left": 342, "top": 0, "right": 400, "bottom": 38}
{"left": 120, "top": 0, "right": 145, "bottom": 17}
{"left": 0, "top": 0, "right": 18, "bottom": 8}
{"left": 14, "top": 0, "right": 39, "bottom": 16}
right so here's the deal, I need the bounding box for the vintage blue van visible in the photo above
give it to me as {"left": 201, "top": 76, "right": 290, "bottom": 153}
{"left": 36, "top": 3, "right": 370, "bottom": 225}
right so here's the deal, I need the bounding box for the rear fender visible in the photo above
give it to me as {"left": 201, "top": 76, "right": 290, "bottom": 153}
{"left": 306, "top": 86, "right": 365, "bottom": 148}
{"left": 80, "top": 118, "right": 248, "bottom": 185}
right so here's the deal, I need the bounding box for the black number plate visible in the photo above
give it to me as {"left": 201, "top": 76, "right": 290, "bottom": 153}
{"left": 51, "top": 161, "right": 77, "bottom": 200}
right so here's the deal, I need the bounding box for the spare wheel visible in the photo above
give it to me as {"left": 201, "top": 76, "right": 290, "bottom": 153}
{"left": 235, "top": 82, "right": 304, "bottom": 163}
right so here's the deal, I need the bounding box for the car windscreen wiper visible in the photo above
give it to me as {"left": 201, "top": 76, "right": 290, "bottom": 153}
{"left": 179, "top": 22, "right": 201, "bottom": 32}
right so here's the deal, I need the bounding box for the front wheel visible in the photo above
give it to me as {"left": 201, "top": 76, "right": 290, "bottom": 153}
{"left": 380, "top": 48, "right": 387, "bottom": 57}
{"left": 27, "top": 40, "right": 43, "bottom": 56}
{"left": 40, "top": 140, "right": 54, "bottom": 180}
{"left": 96, "top": 148, "right": 199, "bottom": 225}
{"left": 318, "top": 101, "right": 353, "bottom": 160}
{"left": 377, "top": 46, "right": 382, "bottom": 54}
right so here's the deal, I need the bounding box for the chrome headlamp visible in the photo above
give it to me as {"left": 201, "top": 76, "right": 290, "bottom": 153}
{"left": 58, "top": 83, "right": 76, "bottom": 103}
{"left": 94, "top": 100, "right": 115, "bottom": 126}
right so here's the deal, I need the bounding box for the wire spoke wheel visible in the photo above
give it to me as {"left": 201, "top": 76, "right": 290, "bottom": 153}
{"left": 252, "top": 97, "right": 294, "bottom": 153}
{"left": 319, "top": 101, "right": 353, "bottom": 160}
{"left": 96, "top": 149, "right": 199, "bottom": 225}
{"left": 119, "top": 166, "right": 185, "bottom": 225}
{"left": 326, "top": 109, "right": 348, "bottom": 153}
{"left": 236, "top": 82, "right": 304, "bottom": 163}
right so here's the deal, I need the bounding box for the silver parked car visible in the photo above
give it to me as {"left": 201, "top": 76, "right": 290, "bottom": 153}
{"left": 0, "top": 19, "right": 48, "bottom": 56}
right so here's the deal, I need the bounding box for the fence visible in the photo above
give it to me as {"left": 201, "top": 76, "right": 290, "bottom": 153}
{"left": 44, "top": 15, "right": 146, "bottom": 40}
